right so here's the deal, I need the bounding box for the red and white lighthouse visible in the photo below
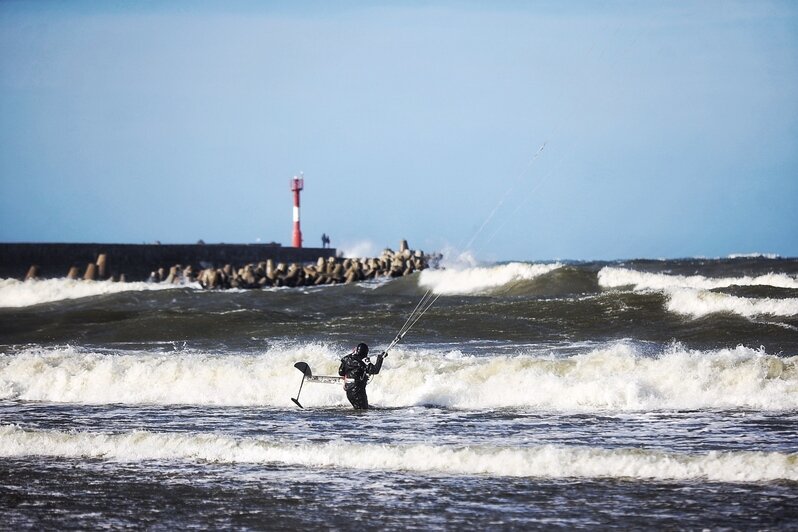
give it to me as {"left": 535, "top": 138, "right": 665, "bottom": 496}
{"left": 290, "top": 173, "right": 304, "bottom": 248}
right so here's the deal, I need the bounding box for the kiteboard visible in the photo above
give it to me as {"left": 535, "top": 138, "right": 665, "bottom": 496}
{"left": 291, "top": 361, "right": 344, "bottom": 408}
{"left": 293, "top": 362, "right": 344, "bottom": 384}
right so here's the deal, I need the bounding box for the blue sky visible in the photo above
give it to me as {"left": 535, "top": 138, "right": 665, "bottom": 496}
{"left": 1, "top": 1, "right": 796, "bottom": 261}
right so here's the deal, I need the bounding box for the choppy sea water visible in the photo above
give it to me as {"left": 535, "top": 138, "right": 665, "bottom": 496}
{"left": 1, "top": 257, "right": 797, "bottom": 529}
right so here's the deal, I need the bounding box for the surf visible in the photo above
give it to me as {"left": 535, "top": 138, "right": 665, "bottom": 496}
{"left": 418, "top": 262, "right": 563, "bottom": 295}
{"left": 665, "top": 287, "right": 798, "bottom": 318}
{"left": 0, "top": 278, "right": 186, "bottom": 308}
{"left": 598, "top": 266, "right": 798, "bottom": 319}
{"left": 598, "top": 266, "right": 798, "bottom": 291}
{"left": 1, "top": 424, "right": 795, "bottom": 482}
{"left": 2, "top": 343, "right": 795, "bottom": 411}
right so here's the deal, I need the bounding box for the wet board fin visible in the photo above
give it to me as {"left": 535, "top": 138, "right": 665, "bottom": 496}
{"left": 291, "top": 397, "right": 304, "bottom": 409}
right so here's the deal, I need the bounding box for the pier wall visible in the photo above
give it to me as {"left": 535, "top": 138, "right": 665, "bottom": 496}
{"left": 0, "top": 243, "right": 337, "bottom": 281}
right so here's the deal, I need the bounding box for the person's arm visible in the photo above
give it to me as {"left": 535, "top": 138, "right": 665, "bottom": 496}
{"left": 338, "top": 358, "right": 346, "bottom": 376}
{"left": 367, "top": 353, "right": 385, "bottom": 375}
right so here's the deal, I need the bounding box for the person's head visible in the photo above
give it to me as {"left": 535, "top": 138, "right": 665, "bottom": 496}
{"left": 355, "top": 343, "right": 369, "bottom": 358}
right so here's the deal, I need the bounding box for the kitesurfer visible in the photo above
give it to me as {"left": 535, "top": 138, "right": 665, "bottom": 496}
{"left": 338, "top": 343, "right": 384, "bottom": 409}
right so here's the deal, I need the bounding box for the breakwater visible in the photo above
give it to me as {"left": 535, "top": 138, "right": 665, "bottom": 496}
{"left": 0, "top": 241, "right": 436, "bottom": 288}
{"left": 0, "top": 242, "right": 335, "bottom": 282}
{"left": 192, "top": 244, "right": 434, "bottom": 289}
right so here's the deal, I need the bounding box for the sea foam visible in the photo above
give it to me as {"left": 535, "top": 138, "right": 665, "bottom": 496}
{"left": 666, "top": 288, "right": 798, "bottom": 318}
{"left": 598, "top": 267, "right": 798, "bottom": 319}
{"left": 2, "top": 343, "right": 795, "bottom": 411}
{"left": 1, "top": 424, "right": 795, "bottom": 482}
{"left": 418, "top": 262, "right": 562, "bottom": 295}
{"left": 727, "top": 253, "right": 781, "bottom": 259}
{"left": 598, "top": 267, "right": 798, "bottom": 291}
{"left": 0, "top": 278, "right": 184, "bottom": 308}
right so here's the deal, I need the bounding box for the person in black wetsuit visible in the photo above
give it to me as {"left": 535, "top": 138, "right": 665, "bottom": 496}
{"left": 338, "top": 343, "right": 384, "bottom": 409}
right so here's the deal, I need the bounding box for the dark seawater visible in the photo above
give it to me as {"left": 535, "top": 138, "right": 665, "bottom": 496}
{"left": 1, "top": 257, "right": 797, "bottom": 529}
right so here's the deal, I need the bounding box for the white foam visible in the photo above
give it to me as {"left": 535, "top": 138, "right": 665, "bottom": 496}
{"left": 728, "top": 253, "right": 781, "bottom": 259}
{"left": 598, "top": 267, "right": 798, "bottom": 319}
{"left": 418, "top": 262, "right": 562, "bottom": 295}
{"left": 2, "top": 343, "right": 795, "bottom": 411}
{"left": 666, "top": 288, "right": 798, "bottom": 318}
{"left": 374, "top": 343, "right": 798, "bottom": 411}
{"left": 598, "top": 267, "right": 798, "bottom": 291}
{"left": 0, "top": 344, "right": 326, "bottom": 406}
{"left": 0, "top": 278, "right": 184, "bottom": 308}
{"left": 0, "top": 424, "right": 794, "bottom": 482}
{"left": 437, "top": 246, "right": 480, "bottom": 269}
{"left": 340, "top": 240, "right": 378, "bottom": 259}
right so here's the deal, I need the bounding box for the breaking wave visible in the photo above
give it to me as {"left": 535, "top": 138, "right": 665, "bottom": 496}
{"left": 0, "top": 278, "right": 185, "bottom": 308}
{"left": 727, "top": 253, "right": 781, "bottom": 259}
{"left": 598, "top": 267, "right": 798, "bottom": 291}
{"left": 418, "top": 262, "right": 562, "bottom": 295}
{"left": 666, "top": 288, "right": 798, "bottom": 318}
{"left": 2, "top": 343, "right": 795, "bottom": 411}
{"left": 598, "top": 267, "right": 798, "bottom": 319}
{"left": 0, "top": 424, "right": 794, "bottom": 482}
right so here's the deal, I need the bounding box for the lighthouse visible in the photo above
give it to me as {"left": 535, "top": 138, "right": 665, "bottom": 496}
{"left": 291, "top": 173, "right": 304, "bottom": 248}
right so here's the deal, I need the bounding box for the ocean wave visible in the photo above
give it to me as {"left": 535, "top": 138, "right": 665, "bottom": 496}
{"left": 0, "top": 278, "right": 186, "bottom": 308}
{"left": 0, "top": 344, "right": 306, "bottom": 406}
{"left": 598, "top": 267, "right": 798, "bottom": 319}
{"left": 378, "top": 343, "right": 798, "bottom": 411}
{"left": 727, "top": 253, "right": 781, "bottom": 259}
{"left": 1, "top": 343, "right": 795, "bottom": 411}
{"left": 666, "top": 288, "right": 798, "bottom": 318}
{"left": 0, "top": 424, "right": 794, "bottom": 482}
{"left": 418, "top": 262, "right": 562, "bottom": 295}
{"left": 597, "top": 267, "right": 798, "bottom": 291}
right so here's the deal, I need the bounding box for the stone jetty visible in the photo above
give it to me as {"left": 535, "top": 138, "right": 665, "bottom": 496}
{"left": 0, "top": 242, "right": 335, "bottom": 282}
{"left": 7, "top": 240, "right": 439, "bottom": 288}
{"left": 152, "top": 240, "right": 439, "bottom": 289}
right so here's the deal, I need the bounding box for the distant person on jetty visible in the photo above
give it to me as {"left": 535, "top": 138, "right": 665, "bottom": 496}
{"left": 338, "top": 343, "right": 384, "bottom": 409}
{"left": 321, "top": 233, "right": 331, "bottom": 248}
